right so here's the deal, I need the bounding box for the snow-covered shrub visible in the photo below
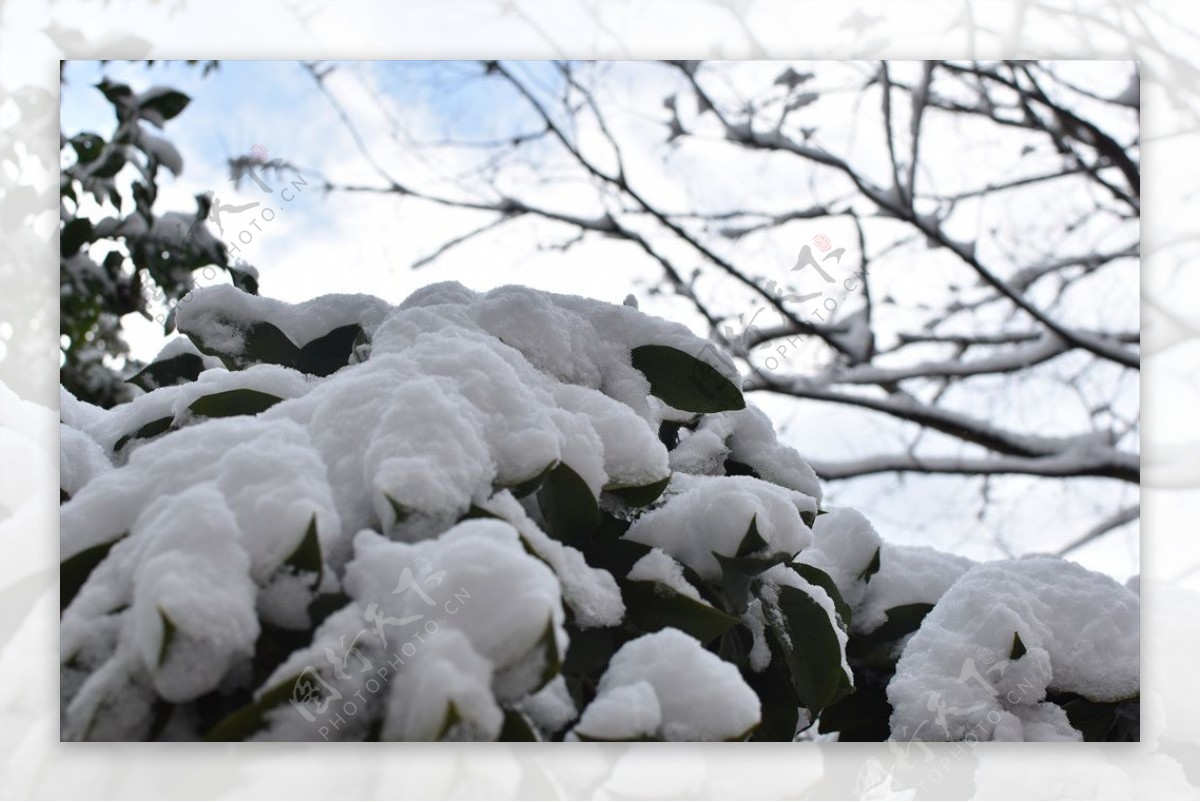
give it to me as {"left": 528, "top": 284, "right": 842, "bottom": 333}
{"left": 59, "top": 282, "right": 1139, "bottom": 742}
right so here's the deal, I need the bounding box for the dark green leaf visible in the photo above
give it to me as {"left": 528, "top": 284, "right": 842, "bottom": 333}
{"left": 241, "top": 321, "right": 300, "bottom": 368}
{"left": 127, "top": 352, "right": 206, "bottom": 391}
{"left": 283, "top": 515, "right": 323, "bottom": 587}
{"left": 605, "top": 474, "right": 671, "bottom": 507}
{"left": 96, "top": 80, "right": 133, "bottom": 107}
{"left": 499, "top": 709, "right": 540, "bottom": 741}
{"left": 204, "top": 673, "right": 306, "bottom": 742}
{"left": 856, "top": 602, "right": 935, "bottom": 646}
{"left": 737, "top": 515, "right": 769, "bottom": 557}
{"left": 90, "top": 147, "right": 126, "bottom": 178}
{"left": 630, "top": 344, "right": 745, "bottom": 413}
{"left": 436, "top": 701, "right": 463, "bottom": 740}
{"left": 745, "top": 655, "right": 800, "bottom": 741}
{"left": 188, "top": 388, "right": 282, "bottom": 418}
{"left": 294, "top": 324, "right": 362, "bottom": 377}
{"left": 138, "top": 89, "right": 191, "bottom": 122}
{"left": 229, "top": 266, "right": 259, "bottom": 296}
{"left": 461, "top": 504, "right": 501, "bottom": 521}
{"left": 61, "top": 536, "right": 124, "bottom": 612}
{"left": 157, "top": 607, "right": 177, "bottom": 667}
{"left": 1010, "top": 630, "right": 1027, "bottom": 660}
{"left": 573, "top": 730, "right": 658, "bottom": 742}
{"left": 857, "top": 546, "right": 881, "bottom": 583}
{"left": 385, "top": 493, "right": 410, "bottom": 528}
{"left": 713, "top": 549, "right": 791, "bottom": 578}
{"left": 307, "top": 592, "right": 351, "bottom": 630}
{"left": 769, "top": 584, "right": 854, "bottom": 715}
{"left": 504, "top": 461, "right": 558, "bottom": 498}
{"left": 817, "top": 672, "right": 892, "bottom": 741}
{"left": 1056, "top": 694, "right": 1139, "bottom": 742}
{"left": 113, "top": 415, "right": 173, "bottom": 451}
{"left": 69, "top": 133, "right": 105, "bottom": 164}
{"left": 623, "top": 580, "right": 740, "bottom": 644}
{"left": 535, "top": 617, "right": 562, "bottom": 691}
{"left": 537, "top": 462, "right": 599, "bottom": 542}
{"left": 724, "top": 458, "right": 759, "bottom": 478}
{"left": 791, "top": 562, "right": 852, "bottom": 631}
{"left": 61, "top": 217, "right": 93, "bottom": 256}
{"left": 563, "top": 625, "right": 617, "bottom": 678}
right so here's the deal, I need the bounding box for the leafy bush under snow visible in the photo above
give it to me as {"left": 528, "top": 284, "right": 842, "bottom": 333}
{"left": 59, "top": 282, "right": 1139, "bottom": 742}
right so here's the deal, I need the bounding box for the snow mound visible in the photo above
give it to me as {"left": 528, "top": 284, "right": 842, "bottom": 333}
{"left": 392, "top": 282, "right": 739, "bottom": 421}
{"left": 624, "top": 474, "right": 815, "bottom": 581}
{"left": 666, "top": 407, "right": 822, "bottom": 502}
{"left": 795, "top": 507, "right": 881, "bottom": 613}
{"left": 627, "top": 548, "right": 702, "bottom": 602}
{"left": 570, "top": 628, "right": 760, "bottom": 741}
{"left": 176, "top": 283, "right": 392, "bottom": 359}
{"left": 856, "top": 544, "right": 974, "bottom": 635}
{"left": 888, "top": 557, "right": 1139, "bottom": 742}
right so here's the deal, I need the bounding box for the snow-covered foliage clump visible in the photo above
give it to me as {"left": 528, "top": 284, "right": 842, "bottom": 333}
{"left": 59, "top": 282, "right": 1139, "bottom": 742}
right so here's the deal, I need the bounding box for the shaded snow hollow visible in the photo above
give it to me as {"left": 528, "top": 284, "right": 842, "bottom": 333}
{"left": 59, "top": 281, "right": 1139, "bottom": 742}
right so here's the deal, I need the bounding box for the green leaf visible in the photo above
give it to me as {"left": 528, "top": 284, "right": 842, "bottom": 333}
{"left": 61, "top": 536, "right": 124, "bottom": 612}
{"left": 436, "top": 701, "right": 463, "bottom": 741}
{"left": 630, "top": 344, "right": 745, "bottom": 413}
{"left": 791, "top": 562, "right": 852, "bottom": 632}
{"left": 1054, "top": 693, "right": 1140, "bottom": 742}
{"left": 241, "top": 321, "right": 300, "bottom": 368}
{"left": 461, "top": 504, "right": 502, "bottom": 521}
{"left": 856, "top": 602, "right": 935, "bottom": 646}
{"left": 535, "top": 617, "right": 562, "bottom": 691}
{"left": 127, "top": 352, "right": 206, "bottom": 391}
{"left": 69, "top": 133, "right": 105, "bottom": 164}
{"left": 713, "top": 549, "right": 791, "bottom": 578}
{"left": 769, "top": 584, "right": 854, "bottom": 715}
{"left": 710, "top": 515, "right": 792, "bottom": 582}
{"left": 96, "top": 79, "right": 133, "bottom": 107}
{"left": 745, "top": 655, "right": 800, "bottom": 741}
{"left": 61, "top": 217, "right": 93, "bottom": 256}
{"left": 283, "top": 515, "right": 323, "bottom": 587}
{"left": 499, "top": 709, "right": 540, "bottom": 742}
{"left": 384, "top": 493, "right": 410, "bottom": 528}
{"left": 737, "top": 515, "right": 769, "bottom": 557}
{"left": 504, "top": 461, "right": 558, "bottom": 498}
{"left": 229, "top": 266, "right": 260, "bottom": 296}
{"left": 157, "top": 607, "right": 177, "bottom": 667}
{"left": 537, "top": 462, "right": 599, "bottom": 542}
{"left": 622, "top": 580, "right": 741, "bottom": 644}
{"left": 857, "top": 546, "right": 881, "bottom": 583}
{"left": 605, "top": 473, "right": 671, "bottom": 508}
{"left": 817, "top": 673, "right": 892, "bottom": 741}
{"left": 138, "top": 89, "right": 191, "bottom": 122}
{"left": 294, "top": 324, "right": 363, "bottom": 377}
{"left": 1010, "top": 630, "right": 1027, "bottom": 660}
{"left": 188, "top": 388, "right": 282, "bottom": 418}
{"left": 90, "top": 147, "right": 126, "bottom": 179}
{"left": 572, "top": 730, "right": 658, "bottom": 743}
{"left": 724, "top": 458, "right": 759, "bottom": 478}
{"left": 204, "top": 673, "right": 306, "bottom": 742}
{"left": 113, "top": 415, "right": 174, "bottom": 451}
{"left": 562, "top": 625, "right": 617, "bottom": 678}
